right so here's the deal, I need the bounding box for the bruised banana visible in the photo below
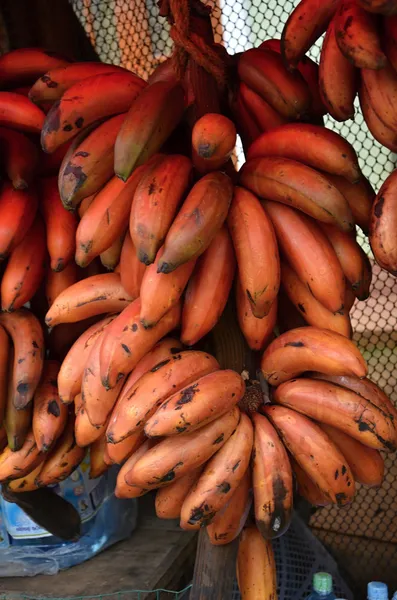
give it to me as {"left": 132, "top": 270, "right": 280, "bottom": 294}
{"left": 261, "top": 326, "right": 367, "bottom": 386}
{"left": 114, "top": 80, "right": 185, "bottom": 181}
{"left": 236, "top": 277, "right": 277, "bottom": 351}
{"left": 369, "top": 169, "right": 397, "bottom": 276}
{"left": 265, "top": 404, "right": 355, "bottom": 505}
{"left": 4, "top": 354, "right": 32, "bottom": 452}
{"left": 0, "top": 326, "right": 10, "bottom": 424}
{"left": 155, "top": 466, "right": 203, "bottom": 520}
{"left": 237, "top": 524, "right": 278, "bottom": 600}
{"left": 0, "top": 431, "right": 42, "bottom": 482}
{"left": 228, "top": 186, "right": 279, "bottom": 318}
{"left": 273, "top": 378, "right": 397, "bottom": 451}
{"left": 7, "top": 462, "right": 44, "bottom": 493}
{"left": 33, "top": 360, "right": 68, "bottom": 452}
{"left": 252, "top": 412, "right": 293, "bottom": 539}
{"left": 180, "top": 413, "right": 253, "bottom": 530}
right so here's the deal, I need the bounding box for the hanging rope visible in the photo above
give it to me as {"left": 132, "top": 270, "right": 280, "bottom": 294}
{"left": 159, "top": 0, "right": 227, "bottom": 89}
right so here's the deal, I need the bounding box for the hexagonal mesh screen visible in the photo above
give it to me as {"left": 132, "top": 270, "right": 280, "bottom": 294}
{"left": 71, "top": 0, "right": 397, "bottom": 595}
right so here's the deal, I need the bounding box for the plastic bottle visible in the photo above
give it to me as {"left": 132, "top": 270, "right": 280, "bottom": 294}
{"left": 367, "top": 582, "right": 389, "bottom": 600}
{"left": 306, "top": 572, "right": 337, "bottom": 599}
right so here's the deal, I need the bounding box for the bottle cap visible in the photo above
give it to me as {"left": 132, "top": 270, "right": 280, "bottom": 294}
{"left": 313, "top": 572, "right": 333, "bottom": 594}
{"left": 368, "top": 581, "right": 389, "bottom": 600}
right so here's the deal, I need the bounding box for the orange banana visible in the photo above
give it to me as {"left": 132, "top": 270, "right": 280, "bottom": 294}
{"left": 145, "top": 369, "right": 245, "bottom": 438}
{"left": 280, "top": 261, "right": 351, "bottom": 338}
{"left": 100, "top": 234, "right": 125, "bottom": 271}
{"left": 155, "top": 466, "right": 203, "bottom": 519}
{"left": 359, "top": 82, "right": 397, "bottom": 152}
{"left": 252, "top": 412, "right": 293, "bottom": 539}
{"left": 123, "top": 337, "right": 183, "bottom": 391}
{"left": 261, "top": 326, "right": 367, "bottom": 386}
{"left": 0, "top": 182, "right": 38, "bottom": 260}
{"left": 237, "top": 82, "right": 288, "bottom": 133}
{"left": 139, "top": 247, "right": 196, "bottom": 329}
{"left": 237, "top": 48, "right": 310, "bottom": 119}
{"left": 130, "top": 154, "right": 193, "bottom": 265}
{"left": 119, "top": 232, "right": 147, "bottom": 299}
{"left": 0, "top": 431, "right": 41, "bottom": 482}
{"left": 228, "top": 187, "right": 279, "bottom": 318}
{"left": 291, "top": 458, "right": 331, "bottom": 506}
{"left": 0, "top": 92, "right": 45, "bottom": 133}
{"left": 33, "top": 360, "right": 67, "bottom": 452}
{"left": 240, "top": 158, "right": 354, "bottom": 232}
{"left": 0, "top": 127, "right": 38, "bottom": 189}
{"left": 369, "top": 170, "right": 397, "bottom": 275}
{"left": 320, "top": 223, "right": 372, "bottom": 300}
{"left": 0, "top": 48, "right": 69, "bottom": 87}
{"left": 125, "top": 407, "right": 240, "bottom": 490}
{"left": 180, "top": 413, "right": 253, "bottom": 530}
{"left": 247, "top": 124, "right": 360, "bottom": 183}
{"left": 45, "top": 262, "right": 79, "bottom": 307}
{"left": 334, "top": 1, "right": 386, "bottom": 70}
{"left": 36, "top": 415, "right": 86, "bottom": 486}
{"left": 75, "top": 169, "right": 145, "bottom": 267}
{"left": 325, "top": 173, "right": 374, "bottom": 234}
{"left": 0, "top": 308, "right": 44, "bottom": 409}
{"left": 74, "top": 399, "right": 105, "bottom": 448}
{"left": 99, "top": 298, "right": 181, "bottom": 390}
{"left": 7, "top": 462, "right": 44, "bottom": 492}
{"left": 263, "top": 201, "right": 346, "bottom": 313}
{"left": 191, "top": 113, "right": 236, "bottom": 173}
{"left": 273, "top": 378, "right": 397, "bottom": 451}
{"left": 319, "top": 423, "right": 385, "bottom": 486}
{"left": 206, "top": 469, "right": 252, "bottom": 545}
{"left": 0, "top": 325, "right": 10, "bottom": 424}
{"left": 319, "top": 18, "right": 358, "bottom": 122}
{"left": 265, "top": 404, "right": 355, "bottom": 505}
{"left": 1, "top": 216, "right": 46, "bottom": 312}
{"left": 59, "top": 113, "right": 126, "bottom": 209}
{"left": 4, "top": 354, "right": 32, "bottom": 451}
{"left": 181, "top": 226, "right": 235, "bottom": 346}
{"left": 361, "top": 62, "right": 397, "bottom": 133}
{"left": 236, "top": 277, "right": 277, "bottom": 351}
{"left": 115, "top": 439, "right": 154, "bottom": 499}
{"left": 45, "top": 273, "right": 132, "bottom": 326}
{"left": 237, "top": 524, "right": 277, "bottom": 600}
{"left": 41, "top": 71, "right": 145, "bottom": 153}
{"left": 107, "top": 350, "right": 220, "bottom": 443}
{"left": 157, "top": 171, "right": 233, "bottom": 274}
{"left": 105, "top": 430, "right": 146, "bottom": 465}
{"left": 89, "top": 432, "right": 110, "bottom": 479}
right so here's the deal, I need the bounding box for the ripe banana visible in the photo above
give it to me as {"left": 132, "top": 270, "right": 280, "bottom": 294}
{"left": 119, "top": 232, "right": 147, "bottom": 299}
{"left": 140, "top": 248, "right": 196, "bottom": 329}
{"left": 155, "top": 466, "right": 203, "bottom": 519}
{"left": 58, "top": 314, "right": 117, "bottom": 404}
{"left": 45, "top": 273, "right": 132, "bottom": 326}
{"left": 45, "top": 262, "right": 79, "bottom": 307}
{"left": 236, "top": 524, "right": 277, "bottom": 600}
{"left": 105, "top": 430, "right": 145, "bottom": 465}
{"left": 75, "top": 400, "right": 106, "bottom": 448}
{"left": 252, "top": 412, "right": 293, "bottom": 539}
{"left": 100, "top": 234, "right": 125, "bottom": 271}
{"left": 99, "top": 298, "right": 181, "bottom": 390}
{"left": 36, "top": 415, "right": 86, "bottom": 487}
{"left": 0, "top": 183, "right": 38, "bottom": 260}
{"left": 361, "top": 62, "right": 397, "bottom": 133}
{"left": 75, "top": 168, "right": 145, "bottom": 267}
{"left": 325, "top": 173, "right": 375, "bottom": 235}
{"left": 0, "top": 431, "right": 41, "bottom": 482}
{"left": 115, "top": 438, "right": 154, "bottom": 499}
{"left": 320, "top": 223, "right": 372, "bottom": 300}
{"left": 7, "top": 462, "right": 44, "bottom": 492}
{"left": 240, "top": 157, "right": 354, "bottom": 231}
{"left": 0, "top": 325, "right": 10, "bottom": 425}
{"left": 107, "top": 351, "right": 220, "bottom": 443}
{"left": 369, "top": 170, "right": 397, "bottom": 275}
{"left": 0, "top": 308, "right": 44, "bottom": 409}
{"left": 29, "top": 62, "right": 127, "bottom": 105}
{"left": 0, "top": 127, "right": 38, "bottom": 190}
{"left": 265, "top": 404, "right": 355, "bottom": 505}
{"left": 237, "top": 82, "right": 288, "bottom": 133}
{"left": 89, "top": 432, "right": 110, "bottom": 479}
{"left": 0, "top": 48, "right": 69, "bottom": 87}
{"left": 125, "top": 406, "right": 240, "bottom": 490}
{"left": 206, "top": 469, "right": 252, "bottom": 546}
{"left": 32, "top": 360, "right": 67, "bottom": 453}
{"left": 319, "top": 423, "right": 385, "bottom": 487}
{"left": 145, "top": 369, "right": 245, "bottom": 438}
{"left": 228, "top": 186, "right": 280, "bottom": 318}
{"left": 236, "top": 277, "right": 277, "bottom": 351}
{"left": 191, "top": 113, "right": 236, "bottom": 173}
{"left": 237, "top": 48, "right": 311, "bottom": 119}
{"left": 0, "top": 92, "right": 45, "bottom": 133}
{"left": 1, "top": 216, "right": 46, "bottom": 312}
{"left": 281, "top": 261, "right": 351, "bottom": 337}
{"left": 263, "top": 201, "right": 346, "bottom": 313}
{"left": 247, "top": 124, "right": 360, "bottom": 183}
{"left": 319, "top": 18, "right": 358, "bottom": 122}
{"left": 114, "top": 80, "right": 185, "bottom": 181}
{"left": 359, "top": 82, "right": 397, "bottom": 152}
{"left": 157, "top": 171, "right": 233, "bottom": 274}
{"left": 4, "top": 355, "right": 32, "bottom": 451}
{"left": 130, "top": 154, "right": 193, "bottom": 265}
{"left": 181, "top": 226, "right": 235, "bottom": 346}
{"left": 261, "top": 326, "right": 367, "bottom": 386}
{"left": 291, "top": 458, "right": 331, "bottom": 506}
{"left": 124, "top": 337, "right": 183, "bottom": 390}
{"left": 334, "top": 1, "right": 386, "bottom": 69}
{"left": 273, "top": 378, "right": 397, "bottom": 451}
{"left": 180, "top": 413, "right": 253, "bottom": 530}
{"left": 41, "top": 71, "right": 145, "bottom": 153}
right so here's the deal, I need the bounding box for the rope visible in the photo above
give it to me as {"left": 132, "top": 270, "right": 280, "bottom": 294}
{"left": 162, "top": 0, "right": 227, "bottom": 88}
